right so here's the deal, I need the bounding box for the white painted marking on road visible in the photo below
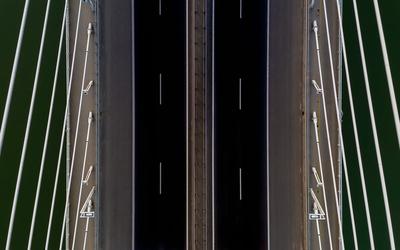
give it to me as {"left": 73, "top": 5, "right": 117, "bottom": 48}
{"left": 159, "top": 162, "right": 162, "bottom": 195}
{"left": 239, "top": 168, "right": 242, "bottom": 200}
{"left": 159, "top": 73, "right": 162, "bottom": 105}
{"left": 239, "top": 0, "right": 243, "bottom": 19}
{"left": 185, "top": 0, "right": 189, "bottom": 248}
{"left": 159, "top": 0, "right": 162, "bottom": 16}
{"left": 211, "top": 0, "right": 216, "bottom": 248}
{"left": 266, "top": 0, "right": 270, "bottom": 248}
{"left": 131, "top": 0, "right": 136, "bottom": 247}
{"left": 239, "top": 78, "right": 242, "bottom": 110}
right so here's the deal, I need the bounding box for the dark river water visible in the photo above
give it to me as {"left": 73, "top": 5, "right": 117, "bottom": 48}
{"left": 0, "top": 0, "right": 66, "bottom": 249}
{"left": 342, "top": 0, "right": 400, "bottom": 249}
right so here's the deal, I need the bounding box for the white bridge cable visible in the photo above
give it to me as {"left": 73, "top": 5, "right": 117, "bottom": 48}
{"left": 81, "top": 190, "right": 94, "bottom": 250}
{"left": 343, "top": 0, "right": 379, "bottom": 248}
{"left": 312, "top": 112, "right": 333, "bottom": 250}
{"left": 5, "top": 0, "right": 53, "bottom": 247}
{"left": 321, "top": 0, "right": 360, "bottom": 248}
{"left": 71, "top": 111, "right": 93, "bottom": 249}
{"left": 316, "top": 219, "right": 323, "bottom": 250}
{"left": 372, "top": 0, "right": 400, "bottom": 149}
{"left": 335, "top": 0, "right": 395, "bottom": 247}
{"left": 0, "top": 0, "right": 31, "bottom": 156}
{"left": 28, "top": 3, "right": 67, "bottom": 249}
{"left": 45, "top": 1, "right": 84, "bottom": 248}
{"left": 58, "top": 22, "right": 93, "bottom": 250}
{"left": 312, "top": 21, "right": 345, "bottom": 249}
{"left": 82, "top": 217, "right": 90, "bottom": 250}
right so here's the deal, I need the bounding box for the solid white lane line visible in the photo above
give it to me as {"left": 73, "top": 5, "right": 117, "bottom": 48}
{"left": 185, "top": 0, "right": 189, "bottom": 248}
{"left": 211, "top": 0, "right": 215, "bottom": 248}
{"left": 266, "top": 0, "right": 270, "bottom": 248}
{"left": 131, "top": 0, "right": 136, "bottom": 248}
{"left": 159, "top": 0, "right": 162, "bottom": 16}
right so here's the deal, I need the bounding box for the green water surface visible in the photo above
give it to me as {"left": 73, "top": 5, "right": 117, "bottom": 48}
{"left": 343, "top": 0, "right": 400, "bottom": 249}
{"left": 0, "top": 0, "right": 66, "bottom": 248}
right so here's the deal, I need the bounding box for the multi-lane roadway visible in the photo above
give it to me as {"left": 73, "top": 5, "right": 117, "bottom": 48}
{"left": 98, "top": 0, "right": 308, "bottom": 249}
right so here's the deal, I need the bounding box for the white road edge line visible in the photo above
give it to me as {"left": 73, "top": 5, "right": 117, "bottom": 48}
{"left": 266, "top": 0, "right": 270, "bottom": 248}
{"left": 131, "top": 0, "right": 136, "bottom": 248}
{"left": 185, "top": 0, "right": 189, "bottom": 248}
{"left": 211, "top": 0, "right": 215, "bottom": 248}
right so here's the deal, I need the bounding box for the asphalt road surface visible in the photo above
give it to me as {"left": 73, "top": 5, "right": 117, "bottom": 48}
{"left": 98, "top": 0, "right": 133, "bottom": 249}
{"left": 98, "top": 0, "right": 307, "bottom": 249}
{"left": 268, "top": 0, "right": 307, "bottom": 249}
{"left": 134, "top": 0, "right": 187, "bottom": 249}
{"left": 213, "top": 0, "right": 268, "bottom": 249}
{"left": 99, "top": 0, "right": 187, "bottom": 249}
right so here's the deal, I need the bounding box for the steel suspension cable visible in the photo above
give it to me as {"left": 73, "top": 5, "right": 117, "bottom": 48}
{"left": 313, "top": 20, "right": 345, "bottom": 249}
{"left": 45, "top": 1, "right": 83, "bottom": 248}
{"left": 58, "top": 22, "right": 93, "bottom": 250}
{"left": 27, "top": 3, "right": 67, "bottom": 249}
{"left": 321, "top": 0, "right": 365, "bottom": 248}
{"left": 336, "top": 0, "right": 395, "bottom": 247}
{"left": 5, "top": 0, "right": 53, "bottom": 248}
{"left": 312, "top": 111, "right": 334, "bottom": 250}
{"left": 0, "top": 0, "right": 31, "bottom": 156}
{"left": 371, "top": 0, "right": 400, "bottom": 150}
{"left": 71, "top": 112, "right": 93, "bottom": 249}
